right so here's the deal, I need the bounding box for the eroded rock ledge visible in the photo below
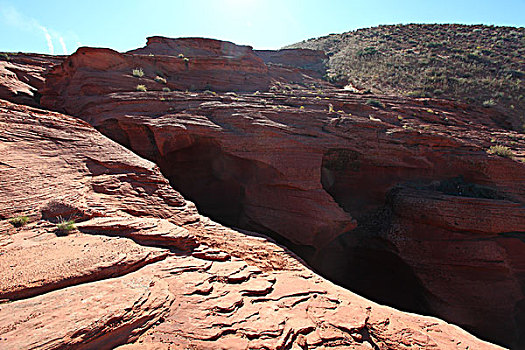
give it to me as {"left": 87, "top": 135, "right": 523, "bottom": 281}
{"left": 0, "top": 98, "right": 503, "bottom": 350}
{"left": 38, "top": 36, "right": 525, "bottom": 348}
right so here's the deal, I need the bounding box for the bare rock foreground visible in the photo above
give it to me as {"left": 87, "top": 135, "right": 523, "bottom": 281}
{"left": 0, "top": 35, "right": 523, "bottom": 349}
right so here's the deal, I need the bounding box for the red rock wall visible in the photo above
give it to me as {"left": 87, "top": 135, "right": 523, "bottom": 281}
{"left": 39, "top": 37, "right": 525, "bottom": 348}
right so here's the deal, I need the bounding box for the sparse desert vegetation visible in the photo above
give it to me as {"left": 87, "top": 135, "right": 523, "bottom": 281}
{"left": 155, "top": 75, "right": 167, "bottom": 84}
{"left": 287, "top": 24, "right": 524, "bottom": 131}
{"left": 8, "top": 216, "right": 29, "bottom": 227}
{"left": 488, "top": 145, "right": 514, "bottom": 157}
{"left": 132, "top": 68, "right": 144, "bottom": 78}
{"left": 56, "top": 219, "right": 76, "bottom": 235}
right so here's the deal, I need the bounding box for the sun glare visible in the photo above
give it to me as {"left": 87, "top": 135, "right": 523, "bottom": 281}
{"left": 221, "top": 0, "right": 260, "bottom": 16}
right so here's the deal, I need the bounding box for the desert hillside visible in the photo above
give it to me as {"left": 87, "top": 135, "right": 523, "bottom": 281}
{"left": 287, "top": 24, "right": 524, "bottom": 131}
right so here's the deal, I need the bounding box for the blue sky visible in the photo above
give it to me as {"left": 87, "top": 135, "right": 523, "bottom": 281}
{"left": 1, "top": 0, "right": 524, "bottom": 54}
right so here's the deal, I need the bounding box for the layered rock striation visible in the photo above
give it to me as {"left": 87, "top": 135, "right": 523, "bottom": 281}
{"left": 0, "top": 52, "right": 63, "bottom": 106}
{"left": 0, "top": 99, "right": 502, "bottom": 349}
{"left": 0, "top": 36, "right": 522, "bottom": 348}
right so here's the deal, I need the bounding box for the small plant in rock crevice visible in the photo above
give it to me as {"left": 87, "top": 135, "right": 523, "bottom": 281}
{"left": 487, "top": 145, "right": 514, "bottom": 158}
{"left": 483, "top": 99, "right": 497, "bottom": 107}
{"left": 365, "top": 98, "right": 385, "bottom": 108}
{"left": 56, "top": 219, "right": 76, "bottom": 236}
{"left": 136, "top": 84, "right": 147, "bottom": 92}
{"left": 9, "top": 216, "right": 29, "bottom": 227}
{"left": 132, "top": 68, "right": 144, "bottom": 78}
{"left": 154, "top": 76, "right": 167, "bottom": 84}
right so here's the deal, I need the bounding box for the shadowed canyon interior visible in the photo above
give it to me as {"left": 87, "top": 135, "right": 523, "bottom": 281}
{"left": 147, "top": 137, "right": 522, "bottom": 347}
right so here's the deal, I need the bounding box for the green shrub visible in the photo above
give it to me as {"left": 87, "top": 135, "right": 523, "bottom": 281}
{"left": 0, "top": 53, "right": 9, "bottom": 61}
{"left": 357, "top": 46, "right": 378, "bottom": 56}
{"left": 483, "top": 99, "right": 496, "bottom": 107}
{"left": 426, "top": 42, "right": 443, "bottom": 48}
{"left": 136, "top": 84, "right": 147, "bottom": 92}
{"left": 487, "top": 145, "right": 513, "bottom": 158}
{"left": 132, "top": 68, "right": 144, "bottom": 78}
{"left": 56, "top": 219, "right": 76, "bottom": 236}
{"left": 407, "top": 91, "right": 431, "bottom": 98}
{"left": 162, "top": 87, "right": 171, "bottom": 92}
{"left": 154, "top": 76, "right": 167, "bottom": 84}
{"left": 365, "top": 98, "right": 385, "bottom": 108}
{"left": 9, "top": 216, "right": 29, "bottom": 227}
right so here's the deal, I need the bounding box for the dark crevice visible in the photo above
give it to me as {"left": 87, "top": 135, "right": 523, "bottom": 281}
{"left": 319, "top": 148, "right": 431, "bottom": 312}
{"left": 93, "top": 118, "right": 516, "bottom": 347}
{"left": 155, "top": 138, "right": 283, "bottom": 231}
{"left": 311, "top": 208, "right": 431, "bottom": 314}
{"left": 319, "top": 148, "right": 518, "bottom": 348}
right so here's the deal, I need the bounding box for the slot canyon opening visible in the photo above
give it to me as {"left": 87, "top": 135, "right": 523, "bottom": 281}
{"left": 147, "top": 139, "right": 511, "bottom": 347}
{"left": 154, "top": 140, "right": 429, "bottom": 312}
{"left": 319, "top": 149, "right": 431, "bottom": 314}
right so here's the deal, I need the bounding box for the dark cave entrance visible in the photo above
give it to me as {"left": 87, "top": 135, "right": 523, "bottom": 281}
{"left": 155, "top": 138, "right": 281, "bottom": 230}
{"left": 155, "top": 140, "right": 430, "bottom": 316}
{"left": 319, "top": 148, "right": 431, "bottom": 313}
{"left": 157, "top": 140, "right": 245, "bottom": 226}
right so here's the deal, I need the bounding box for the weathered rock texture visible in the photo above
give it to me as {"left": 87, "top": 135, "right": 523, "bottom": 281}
{"left": 38, "top": 37, "right": 525, "bottom": 348}
{"left": 0, "top": 53, "right": 63, "bottom": 106}
{"left": 255, "top": 48, "right": 328, "bottom": 78}
{"left": 0, "top": 36, "right": 522, "bottom": 349}
{"left": 0, "top": 99, "right": 502, "bottom": 349}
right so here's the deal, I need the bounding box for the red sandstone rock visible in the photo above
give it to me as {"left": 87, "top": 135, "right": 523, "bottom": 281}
{"left": 0, "top": 53, "right": 62, "bottom": 107}
{"left": 38, "top": 37, "right": 525, "bottom": 347}
{"left": 129, "top": 36, "right": 255, "bottom": 58}
{"left": 0, "top": 98, "right": 503, "bottom": 349}
{"left": 255, "top": 48, "right": 328, "bottom": 78}
{"left": 0, "top": 229, "right": 168, "bottom": 300}
{"left": 41, "top": 41, "right": 269, "bottom": 109}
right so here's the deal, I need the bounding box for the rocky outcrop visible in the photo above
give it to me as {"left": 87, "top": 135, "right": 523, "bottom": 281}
{"left": 0, "top": 53, "right": 62, "bottom": 106}
{"left": 0, "top": 98, "right": 501, "bottom": 349}
{"left": 129, "top": 36, "right": 255, "bottom": 58}
{"left": 41, "top": 46, "right": 269, "bottom": 107}
{"left": 39, "top": 36, "right": 525, "bottom": 348}
{"left": 255, "top": 48, "right": 327, "bottom": 77}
